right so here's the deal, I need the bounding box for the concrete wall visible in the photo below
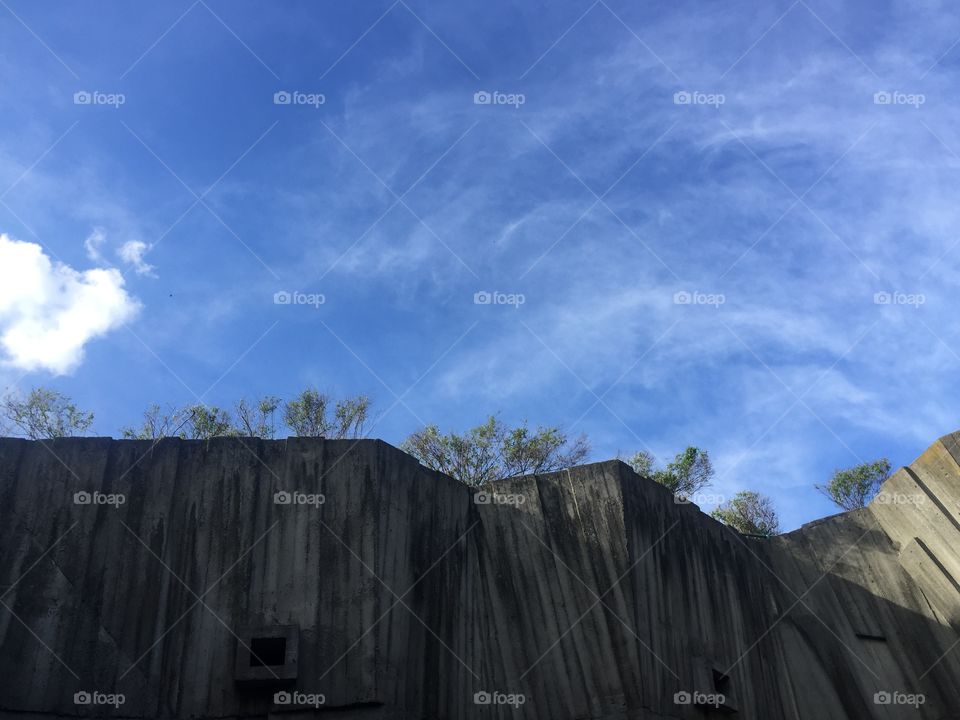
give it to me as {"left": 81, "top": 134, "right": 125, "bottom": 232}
{"left": 1, "top": 434, "right": 958, "bottom": 719}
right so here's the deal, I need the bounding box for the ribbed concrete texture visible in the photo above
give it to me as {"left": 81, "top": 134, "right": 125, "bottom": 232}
{"left": 0, "top": 433, "right": 958, "bottom": 719}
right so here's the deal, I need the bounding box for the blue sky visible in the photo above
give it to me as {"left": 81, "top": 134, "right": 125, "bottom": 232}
{"left": 1, "top": 0, "right": 958, "bottom": 530}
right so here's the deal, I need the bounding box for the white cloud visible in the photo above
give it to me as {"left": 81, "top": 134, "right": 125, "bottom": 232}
{"left": 118, "top": 239, "right": 155, "bottom": 277}
{"left": 83, "top": 227, "right": 106, "bottom": 262}
{"left": 0, "top": 233, "right": 140, "bottom": 374}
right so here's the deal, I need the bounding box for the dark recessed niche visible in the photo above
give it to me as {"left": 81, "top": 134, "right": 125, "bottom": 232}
{"left": 234, "top": 624, "right": 298, "bottom": 684}
{"left": 249, "top": 636, "right": 287, "bottom": 667}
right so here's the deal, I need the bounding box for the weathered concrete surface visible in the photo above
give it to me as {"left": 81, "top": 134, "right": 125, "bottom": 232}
{"left": 0, "top": 433, "right": 959, "bottom": 719}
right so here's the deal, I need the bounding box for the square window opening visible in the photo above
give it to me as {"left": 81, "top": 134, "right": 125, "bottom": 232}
{"left": 249, "top": 636, "right": 287, "bottom": 667}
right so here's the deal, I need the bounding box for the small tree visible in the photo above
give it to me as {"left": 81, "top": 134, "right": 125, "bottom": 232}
{"left": 235, "top": 396, "right": 281, "bottom": 438}
{"left": 711, "top": 491, "right": 780, "bottom": 536}
{"left": 816, "top": 458, "right": 891, "bottom": 510}
{"left": 401, "top": 416, "right": 589, "bottom": 486}
{"left": 284, "top": 389, "right": 370, "bottom": 438}
{"left": 284, "top": 389, "right": 329, "bottom": 437}
{"left": 332, "top": 395, "right": 371, "bottom": 439}
{"left": 403, "top": 418, "right": 501, "bottom": 486}
{"left": 501, "top": 423, "right": 589, "bottom": 477}
{"left": 648, "top": 447, "right": 714, "bottom": 498}
{"left": 1, "top": 387, "right": 94, "bottom": 439}
{"left": 625, "top": 450, "right": 655, "bottom": 477}
{"left": 121, "top": 404, "right": 187, "bottom": 440}
{"left": 181, "top": 404, "right": 235, "bottom": 440}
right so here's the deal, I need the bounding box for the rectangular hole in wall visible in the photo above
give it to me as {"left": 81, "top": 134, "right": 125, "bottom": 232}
{"left": 249, "top": 636, "right": 287, "bottom": 667}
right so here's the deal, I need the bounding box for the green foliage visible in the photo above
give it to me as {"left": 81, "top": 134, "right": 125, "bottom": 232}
{"left": 235, "top": 396, "right": 281, "bottom": 438}
{"left": 332, "top": 395, "right": 371, "bottom": 439}
{"left": 657, "top": 447, "right": 714, "bottom": 497}
{"left": 501, "top": 422, "right": 589, "bottom": 477}
{"left": 816, "top": 458, "right": 891, "bottom": 510}
{"left": 282, "top": 389, "right": 370, "bottom": 438}
{"left": 711, "top": 490, "right": 780, "bottom": 536}
{"left": 403, "top": 418, "right": 501, "bottom": 487}
{"left": 120, "top": 389, "right": 370, "bottom": 441}
{"left": 1, "top": 387, "right": 93, "bottom": 439}
{"left": 627, "top": 447, "right": 714, "bottom": 498}
{"left": 401, "top": 415, "right": 589, "bottom": 487}
{"left": 122, "top": 399, "right": 279, "bottom": 440}
{"left": 181, "top": 404, "right": 236, "bottom": 440}
{"left": 120, "top": 404, "right": 187, "bottom": 440}
{"left": 626, "top": 450, "right": 655, "bottom": 477}
{"left": 283, "top": 389, "right": 329, "bottom": 437}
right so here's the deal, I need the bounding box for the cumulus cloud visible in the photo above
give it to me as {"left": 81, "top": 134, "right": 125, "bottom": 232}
{"left": 118, "top": 239, "right": 155, "bottom": 276}
{"left": 0, "top": 233, "right": 140, "bottom": 374}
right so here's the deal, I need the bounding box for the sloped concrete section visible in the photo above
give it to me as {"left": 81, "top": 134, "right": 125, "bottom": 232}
{"left": 871, "top": 432, "right": 960, "bottom": 634}
{"left": 0, "top": 435, "right": 959, "bottom": 719}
